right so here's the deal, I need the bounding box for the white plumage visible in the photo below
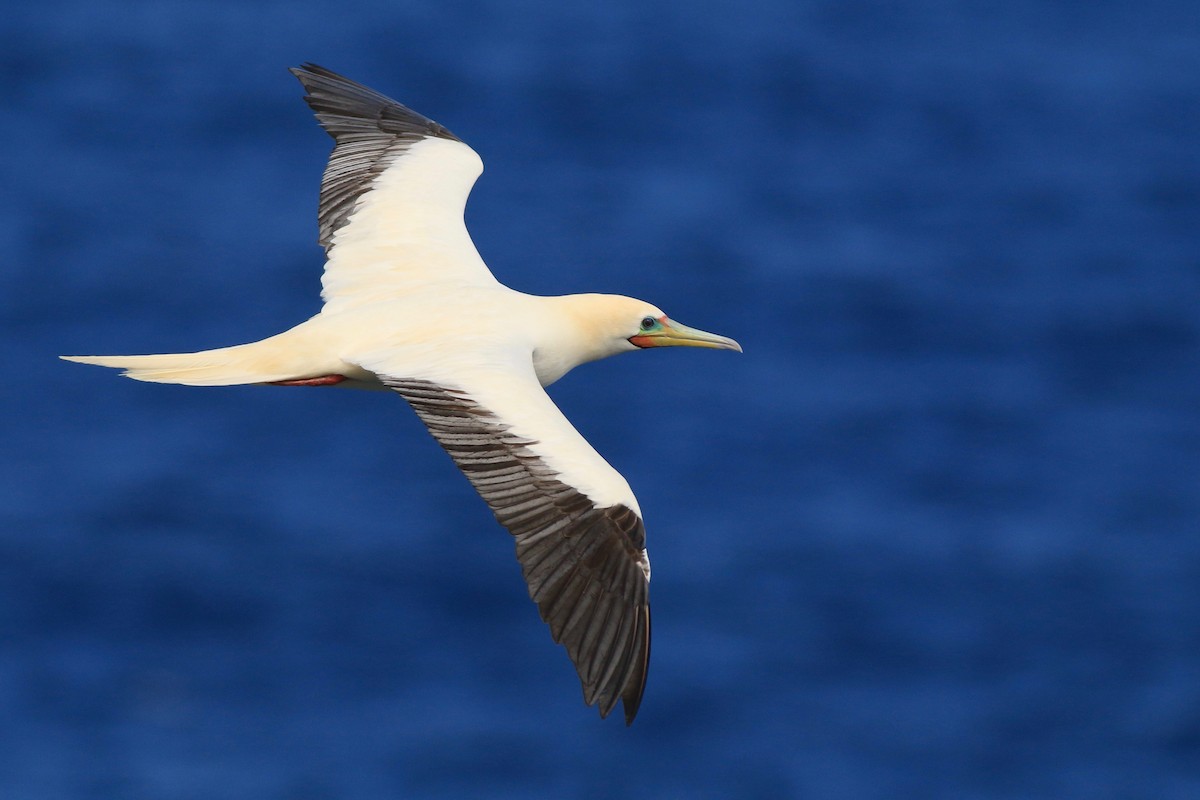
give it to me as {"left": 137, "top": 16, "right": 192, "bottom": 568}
{"left": 62, "top": 64, "right": 740, "bottom": 724}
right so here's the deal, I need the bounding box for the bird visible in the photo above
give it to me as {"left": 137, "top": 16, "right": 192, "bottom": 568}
{"left": 61, "top": 63, "right": 741, "bottom": 724}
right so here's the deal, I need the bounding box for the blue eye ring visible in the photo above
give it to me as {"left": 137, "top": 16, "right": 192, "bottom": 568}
{"left": 640, "top": 316, "right": 657, "bottom": 331}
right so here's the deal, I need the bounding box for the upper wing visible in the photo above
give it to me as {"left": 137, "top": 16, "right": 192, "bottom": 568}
{"left": 290, "top": 64, "right": 498, "bottom": 309}
{"left": 379, "top": 368, "right": 652, "bottom": 724}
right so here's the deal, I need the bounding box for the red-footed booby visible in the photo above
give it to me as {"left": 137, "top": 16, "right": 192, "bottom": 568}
{"left": 62, "top": 64, "right": 740, "bottom": 724}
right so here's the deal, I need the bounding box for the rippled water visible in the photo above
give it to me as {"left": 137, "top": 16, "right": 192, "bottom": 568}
{"left": 4, "top": 1, "right": 1199, "bottom": 797}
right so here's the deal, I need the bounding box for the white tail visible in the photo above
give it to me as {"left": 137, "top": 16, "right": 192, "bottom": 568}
{"left": 61, "top": 330, "right": 327, "bottom": 387}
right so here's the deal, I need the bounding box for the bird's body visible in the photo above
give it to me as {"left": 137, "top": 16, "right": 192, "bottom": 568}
{"left": 63, "top": 65, "right": 739, "bottom": 724}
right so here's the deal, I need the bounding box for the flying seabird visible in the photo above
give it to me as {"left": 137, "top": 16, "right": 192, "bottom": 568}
{"left": 62, "top": 64, "right": 741, "bottom": 724}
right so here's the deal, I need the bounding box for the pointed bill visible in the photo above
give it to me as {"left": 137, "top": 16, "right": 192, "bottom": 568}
{"left": 629, "top": 318, "right": 742, "bottom": 352}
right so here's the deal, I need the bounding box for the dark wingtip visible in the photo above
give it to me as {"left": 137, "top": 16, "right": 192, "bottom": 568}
{"left": 621, "top": 606, "right": 651, "bottom": 725}
{"left": 289, "top": 62, "right": 319, "bottom": 86}
{"left": 621, "top": 682, "right": 645, "bottom": 725}
{"left": 290, "top": 62, "right": 335, "bottom": 84}
{"left": 287, "top": 62, "right": 460, "bottom": 143}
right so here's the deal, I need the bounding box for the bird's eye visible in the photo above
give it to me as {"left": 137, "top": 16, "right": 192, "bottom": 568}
{"left": 640, "top": 317, "right": 657, "bottom": 331}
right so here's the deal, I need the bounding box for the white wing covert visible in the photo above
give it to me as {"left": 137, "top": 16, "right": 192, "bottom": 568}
{"left": 291, "top": 64, "right": 498, "bottom": 309}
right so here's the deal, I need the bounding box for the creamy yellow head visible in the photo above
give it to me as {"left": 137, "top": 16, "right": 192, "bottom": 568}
{"left": 531, "top": 293, "right": 741, "bottom": 386}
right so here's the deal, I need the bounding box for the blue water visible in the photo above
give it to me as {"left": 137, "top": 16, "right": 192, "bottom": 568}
{"left": 4, "top": 1, "right": 1199, "bottom": 797}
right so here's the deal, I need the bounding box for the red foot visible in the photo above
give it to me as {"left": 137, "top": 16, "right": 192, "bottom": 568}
{"left": 268, "top": 374, "right": 349, "bottom": 387}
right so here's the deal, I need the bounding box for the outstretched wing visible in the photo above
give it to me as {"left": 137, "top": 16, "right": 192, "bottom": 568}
{"left": 380, "top": 369, "right": 652, "bottom": 724}
{"left": 290, "top": 64, "right": 498, "bottom": 309}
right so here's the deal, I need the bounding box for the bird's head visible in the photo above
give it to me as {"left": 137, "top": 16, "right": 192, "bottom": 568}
{"left": 534, "top": 294, "right": 741, "bottom": 385}
{"left": 562, "top": 294, "right": 742, "bottom": 358}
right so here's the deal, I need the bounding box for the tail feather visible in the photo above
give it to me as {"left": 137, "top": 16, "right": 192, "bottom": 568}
{"left": 61, "top": 337, "right": 319, "bottom": 387}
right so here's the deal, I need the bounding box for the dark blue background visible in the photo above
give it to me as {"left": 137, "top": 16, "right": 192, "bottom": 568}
{"left": 4, "top": 1, "right": 1199, "bottom": 797}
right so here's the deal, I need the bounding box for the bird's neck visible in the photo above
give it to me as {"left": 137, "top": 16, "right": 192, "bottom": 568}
{"left": 529, "top": 294, "right": 629, "bottom": 387}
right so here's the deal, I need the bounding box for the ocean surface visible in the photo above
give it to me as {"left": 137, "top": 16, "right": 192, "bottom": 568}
{"left": 3, "top": 1, "right": 1199, "bottom": 797}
